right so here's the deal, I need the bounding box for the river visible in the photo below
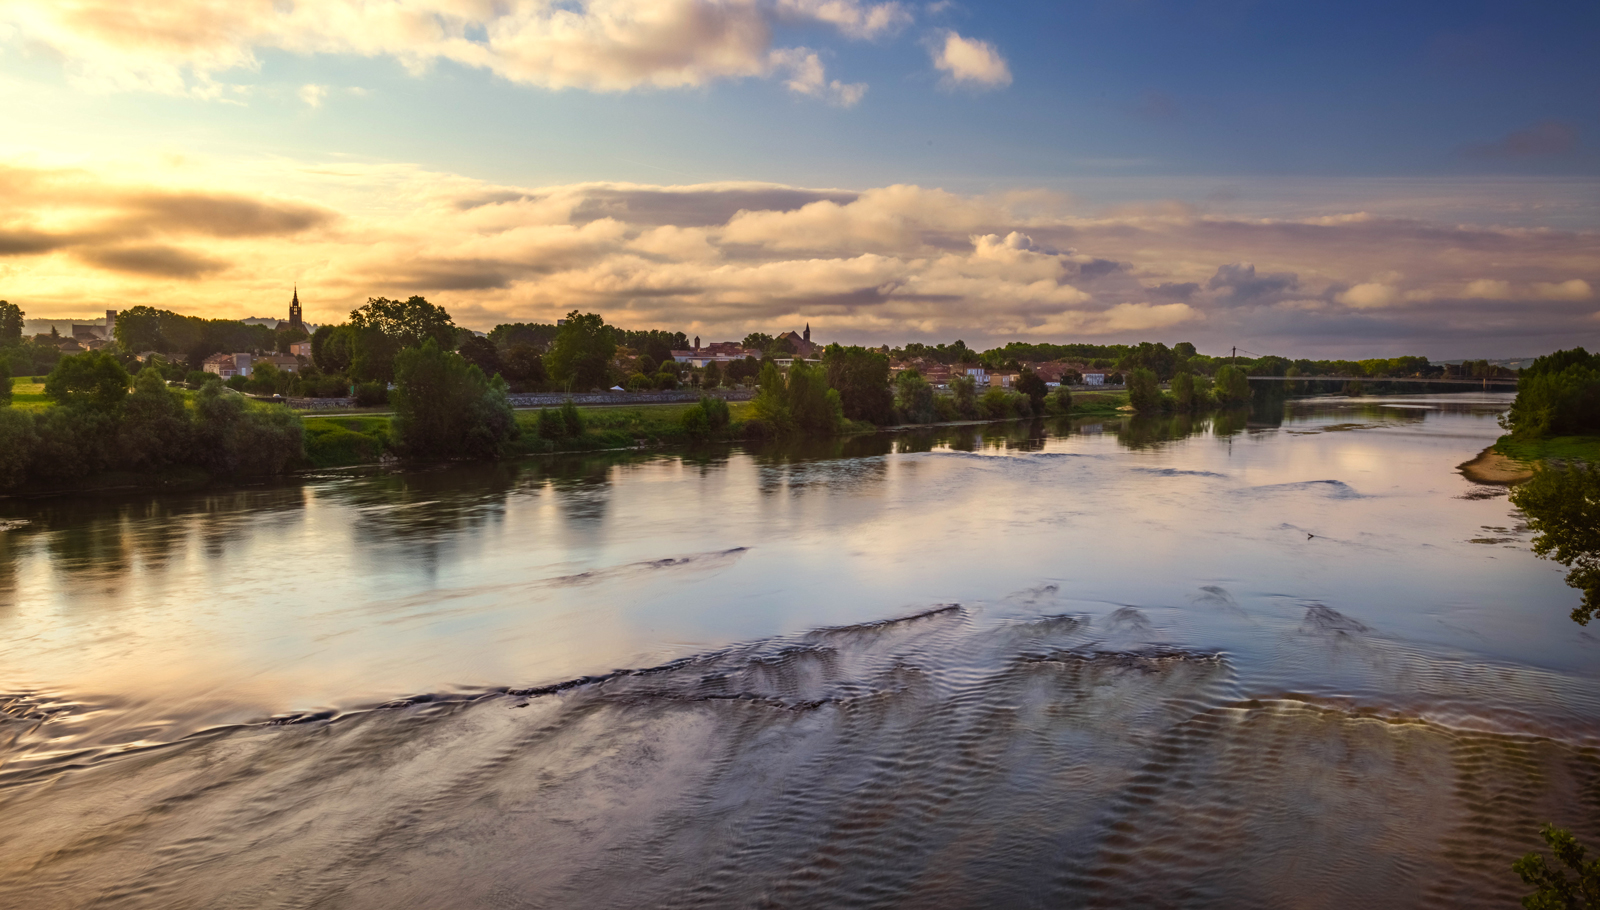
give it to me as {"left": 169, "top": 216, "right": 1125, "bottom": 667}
{"left": 1, "top": 393, "right": 1595, "bottom": 908}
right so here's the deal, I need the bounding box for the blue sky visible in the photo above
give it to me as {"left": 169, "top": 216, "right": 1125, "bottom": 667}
{"left": 1, "top": 0, "right": 1597, "bottom": 356}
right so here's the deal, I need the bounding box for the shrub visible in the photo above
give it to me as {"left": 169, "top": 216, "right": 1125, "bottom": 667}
{"left": 186, "top": 370, "right": 214, "bottom": 389}
{"left": 118, "top": 367, "right": 192, "bottom": 471}
{"left": 1047, "top": 386, "right": 1073, "bottom": 415}
{"left": 895, "top": 370, "right": 936, "bottom": 424}
{"left": 391, "top": 339, "right": 518, "bottom": 459}
{"left": 0, "top": 409, "right": 38, "bottom": 488}
{"left": 45, "top": 351, "right": 129, "bottom": 412}
{"left": 1128, "top": 368, "right": 1164, "bottom": 412}
{"left": 537, "top": 407, "right": 565, "bottom": 439}
{"left": 354, "top": 381, "right": 389, "bottom": 407}
{"left": 680, "top": 405, "right": 711, "bottom": 438}
{"left": 979, "top": 386, "right": 1015, "bottom": 419}
{"left": 560, "top": 398, "right": 584, "bottom": 436}
{"left": 192, "top": 383, "right": 304, "bottom": 476}
{"left": 700, "top": 395, "right": 730, "bottom": 432}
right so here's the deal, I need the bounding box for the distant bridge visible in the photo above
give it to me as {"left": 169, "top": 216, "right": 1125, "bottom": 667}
{"left": 1245, "top": 375, "right": 1518, "bottom": 388}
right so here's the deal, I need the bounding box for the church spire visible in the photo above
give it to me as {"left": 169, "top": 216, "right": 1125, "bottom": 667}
{"left": 289, "top": 284, "right": 304, "bottom": 331}
{"left": 803, "top": 322, "right": 810, "bottom": 344}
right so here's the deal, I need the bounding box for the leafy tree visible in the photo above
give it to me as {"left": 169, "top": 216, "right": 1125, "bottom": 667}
{"left": 1117, "top": 342, "right": 1178, "bottom": 381}
{"left": 118, "top": 367, "right": 192, "bottom": 470}
{"left": 979, "top": 386, "right": 1017, "bottom": 419}
{"left": 1049, "top": 385, "right": 1073, "bottom": 415}
{"left": 0, "top": 408, "right": 37, "bottom": 488}
{"left": 680, "top": 396, "right": 730, "bottom": 439}
{"left": 752, "top": 360, "right": 792, "bottom": 433}
{"left": 545, "top": 311, "right": 616, "bottom": 391}
{"left": 1510, "top": 463, "right": 1600, "bottom": 625}
{"left": 488, "top": 322, "right": 560, "bottom": 352}
{"left": 311, "top": 324, "right": 351, "bottom": 374}
{"left": 786, "top": 359, "right": 843, "bottom": 436}
{"left": 1214, "top": 364, "right": 1251, "bottom": 405}
{"left": 1015, "top": 369, "right": 1049, "bottom": 415}
{"left": 951, "top": 374, "right": 978, "bottom": 418}
{"left": 349, "top": 296, "right": 457, "bottom": 350}
{"left": 1174, "top": 341, "right": 1197, "bottom": 359}
{"left": 29, "top": 406, "right": 118, "bottom": 483}
{"left": 0, "top": 300, "right": 23, "bottom": 348}
{"left": 1127, "top": 368, "right": 1163, "bottom": 412}
{"left": 725, "top": 355, "right": 761, "bottom": 386}
{"left": 743, "top": 332, "right": 776, "bottom": 351}
{"left": 349, "top": 325, "right": 401, "bottom": 383}
{"left": 501, "top": 344, "right": 548, "bottom": 390}
{"left": 458, "top": 335, "right": 503, "bottom": 378}
{"left": 46, "top": 351, "right": 130, "bottom": 412}
{"left": 681, "top": 404, "right": 712, "bottom": 438}
{"left": 391, "top": 339, "right": 518, "bottom": 459}
{"left": 699, "top": 395, "right": 730, "bottom": 432}
{"left": 821, "top": 344, "right": 893, "bottom": 424}
{"left": 192, "top": 383, "right": 305, "bottom": 476}
{"left": 1171, "top": 371, "right": 1201, "bottom": 410}
{"left": 702, "top": 360, "right": 723, "bottom": 389}
{"left": 1503, "top": 348, "right": 1600, "bottom": 439}
{"left": 1514, "top": 824, "right": 1599, "bottom": 909}
{"left": 274, "top": 323, "right": 309, "bottom": 355}
{"left": 0, "top": 360, "right": 9, "bottom": 407}
{"left": 636, "top": 354, "right": 660, "bottom": 376}
{"left": 896, "top": 369, "right": 936, "bottom": 424}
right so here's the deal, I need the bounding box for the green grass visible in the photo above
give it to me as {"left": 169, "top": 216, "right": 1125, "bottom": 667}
{"left": 302, "top": 415, "right": 392, "bottom": 467}
{"left": 6, "top": 379, "right": 52, "bottom": 411}
{"left": 1067, "top": 390, "right": 1130, "bottom": 416}
{"left": 1495, "top": 434, "right": 1600, "bottom": 465}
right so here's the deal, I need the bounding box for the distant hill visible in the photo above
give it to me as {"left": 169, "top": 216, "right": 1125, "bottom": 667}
{"left": 1434, "top": 357, "right": 1539, "bottom": 371}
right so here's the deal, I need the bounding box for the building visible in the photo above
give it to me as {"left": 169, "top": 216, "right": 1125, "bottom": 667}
{"left": 290, "top": 340, "right": 313, "bottom": 358}
{"left": 203, "top": 353, "right": 255, "bottom": 379}
{"left": 288, "top": 286, "right": 303, "bottom": 332}
{"left": 963, "top": 366, "right": 988, "bottom": 386}
{"left": 673, "top": 342, "right": 760, "bottom": 367}
{"left": 257, "top": 353, "right": 300, "bottom": 373}
{"left": 1082, "top": 373, "right": 1106, "bottom": 386}
{"left": 776, "top": 324, "right": 819, "bottom": 358}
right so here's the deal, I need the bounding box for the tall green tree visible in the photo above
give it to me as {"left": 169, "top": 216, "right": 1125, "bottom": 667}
{"left": 191, "top": 383, "right": 305, "bottom": 476}
{"left": 118, "top": 366, "right": 192, "bottom": 470}
{"left": 951, "top": 374, "right": 978, "bottom": 418}
{"left": 895, "top": 369, "right": 936, "bottom": 424}
{"left": 545, "top": 311, "right": 616, "bottom": 391}
{"left": 1015, "top": 369, "right": 1048, "bottom": 415}
{"left": 1214, "top": 364, "right": 1251, "bottom": 405}
{"left": 0, "top": 300, "right": 23, "bottom": 348}
{"left": 45, "top": 351, "right": 130, "bottom": 412}
{"left": 1128, "top": 368, "right": 1163, "bottom": 412}
{"left": 0, "top": 360, "right": 10, "bottom": 407}
{"left": 1503, "top": 348, "right": 1600, "bottom": 439}
{"left": 821, "top": 344, "right": 893, "bottom": 424}
{"left": 391, "top": 339, "right": 518, "bottom": 459}
{"left": 348, "top": 296, "right": 458, "bottom": 350}
{"left": 786, "top": 359, "right": 843, "bottom": 436}
{"left": 311, "top": 324, "right": 352, "bottom": 374}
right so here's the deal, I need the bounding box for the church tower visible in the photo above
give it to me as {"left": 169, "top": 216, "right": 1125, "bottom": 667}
{"left": 803, "top": 323, "right": 810, "bottom": 344}
{"left": 289, "top": 285, "right": 304, "bottom": 331}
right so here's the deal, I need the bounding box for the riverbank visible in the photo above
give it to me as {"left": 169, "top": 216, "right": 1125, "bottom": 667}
{"left": 1458, "top": 446, "right": 1535, "bottom": 485}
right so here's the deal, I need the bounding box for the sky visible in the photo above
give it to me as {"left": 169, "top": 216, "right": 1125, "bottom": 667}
{"left": 1, "top": 0, "right": 1597, "bottom": 358}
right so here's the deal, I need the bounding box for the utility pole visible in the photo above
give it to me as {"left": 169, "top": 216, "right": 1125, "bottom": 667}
{"left": 1231, "top": 346, "right": 1236, "bottom": 367}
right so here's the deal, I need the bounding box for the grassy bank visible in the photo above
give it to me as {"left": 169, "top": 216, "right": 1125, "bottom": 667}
{"left": 1494, "top": 434, "right": 1600, "bottom": 466}
{"left": 6, "top": 378, "right": 51, "bottom": 411}
{"left": 1066, "top": 390, "right": 1128, "bottom": 416}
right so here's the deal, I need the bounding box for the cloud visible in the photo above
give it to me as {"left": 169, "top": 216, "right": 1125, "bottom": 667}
{"left": 3, "top": 156, "right": 1599, "bottom": 354}
{"left": 1206, "top": 262, "right": 1299, "bottom": 306}
{"left": 1534, "top": 279, "right": 1593, "bottom": 301}
{"left": 0, "top": 0, "right": 891, "bottom": 101}
{"left": 298, "top": 84, "right": 327, "bottom": 108}
{"left": 769, "top": 48, "right": 867, "bottom": 106}
{"left": 775, "top": 0, "right": 912, "bottom": 39}
{"left": 75, "top": 244, "right": 227, "bottom": 278}
{"left": 1464, "top": 120, "right": 1579, "bottom": 159}
{"left": 929, "top": 30, "right": 1011, "bottom": 89}
{"left": 1336, "top": 282, "right": 1401, "bottom": 309}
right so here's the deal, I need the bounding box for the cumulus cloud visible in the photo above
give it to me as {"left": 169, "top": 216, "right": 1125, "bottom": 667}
{"left": 3, "top": 156, "right": 1598, "bottom": 353}
{"left": 0, "top": 0, "right": 896, "bottom": 101}
{"left": 770, "top": 48, "right": 867, "bottom": 105}
{"left": 929, "top": 30, "right": 1011, "bottom": 89}
{"left": 298, "top": 83, "right": 327, "bottom": 108}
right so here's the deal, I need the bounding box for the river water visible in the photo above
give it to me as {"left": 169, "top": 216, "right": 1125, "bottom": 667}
{"left": 1, "top": 393, "right": 1595, "bottom": 908}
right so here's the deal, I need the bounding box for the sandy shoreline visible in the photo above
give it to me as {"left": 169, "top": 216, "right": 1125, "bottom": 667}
{"left": 1458, "top": 446, "right": 1534, "bottom": 485}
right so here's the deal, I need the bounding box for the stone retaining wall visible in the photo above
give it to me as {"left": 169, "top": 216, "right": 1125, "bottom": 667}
{"left": 505, "top": 389, "right": 755, "bottom": 408}
{"left": 285, "top": 397, "right": 357, "bottom": 409}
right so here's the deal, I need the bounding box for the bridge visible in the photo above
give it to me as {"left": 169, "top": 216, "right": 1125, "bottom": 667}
{"left": 1244, "top": 375, "right": 1518, "bottom": 388}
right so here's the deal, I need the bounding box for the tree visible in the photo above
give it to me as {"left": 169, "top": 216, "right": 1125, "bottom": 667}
{"left": 786, "top": 359, "right": 843, "bottom": 436}
{"left": 896, "top": 369, "right": 936, "bottom": 424}
{"left": 349, "top": 325, "right": 401, "bottom": 383}
{"left": 0, "top": 408, "right": 37, "bottom": 488}
{"left": 391, "top": 339, "right": 519, "bottom": 459}
{"left": 1171, "top": 371, "right": 1200, "bottom": 410}
{"left": 311, "top": 324, "right": 352, "bottom": 374}
{"left": 457, "top": 335, "right": 503, "bottom": 378}
{"left": 1174, "top": 341, "right": 1197, "bottom": 359}
{"left": 192, "top": 383, "right": 305, "bottom": 476}
{"left": 743, "top": 332, "right": 776, "bottom": 351}
{"left": 1214, "top": 364, "right": 1251, "bottom": 405}
{"left": 1015, "top": 369, "right": 1048, "bottom": 415}
{"left": 545, "top": 311, "right": 616, "bottom": 391}
{"left": 118, "top": 366, "right": 192, "bottom": 470}
{"left": 0, "top": 300, "right": 22, "bottom": 348}
{"left": 0, "top": 359, "right": 9, "bottom": 407}
{"left": 274, "top": 323, "right": 309, "bottom": 355}
{"left": 1514, "top": 824, "right": 1599, "bottom": 909}
{"left": 1510, "top": 463, "right": 1600, "bottom": 625}
{"left": 348, "top": 296, "right": 458, "bottom": 350}
{"left": 726, "top": 356, "right": 760, "bottom": 386}
{"left": 1127, "top": 368, "right": 1163, "bottom": 412}
{"left": 951, "top": 375, "right": 978, "bottom": 418}
{"left": 702, "top": 360, "right": 723, "bottom": 389}
{"left": 45, "top": 351, "right": 130, "bottom": 412}
{"left": 821, "top": 344, "right": 893, "bottom": 424}
{"left": 751, "top": 361, "right": 792, "bottom": 434}
{"left": 501, "top": 344, "right": 548, "bottom": 390}
{"left": 1503, "top": 348, "right": 1600, "bottom": 439}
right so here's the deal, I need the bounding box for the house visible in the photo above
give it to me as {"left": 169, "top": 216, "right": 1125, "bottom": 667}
{"left": 203, "top": 353, "right": 255, "bottom": 379}
{"left": 989, "top": 372, "right": 1017, "bottom": 389}
{"left": 776, "top": 324, "right": 819, "bottom": 357}
{"left": 1082, "top": 373, "right": 1106, "bottom": 386}
{"left": 257, "top": 353, "right": 300, "bottom": 374}
{"left": 290, "top": 341, "right": 313, "bottom": 358}
{"left": 673, "top": 344, "right": 760, "bottom": 367}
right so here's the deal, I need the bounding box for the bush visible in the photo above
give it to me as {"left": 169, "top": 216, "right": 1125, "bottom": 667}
{"left": 305, "top": 425, "right": 388, "bottom": 467}
{"left": 354, "top": 381, "right": 389, "bottom": 407}
{"left": 681, "top": 396, "right": 731, "bottom": 439}
{"left": 951, "top": 375, "right": 978, "bottom": 418}
{"left": 537, "top": 407, "right": 565, "bottom": 439}
{"left": 979, "top": 386, "right": 1017, "bottom": 419}
{"left": 680, "top": 405, "right": 711, "bottom": 438}
{"left": 45, "top": 351, "right": 129, "bottom": 412}
{"left": 1128, "top": 368, "right": 1164, "bottom": 412}
{"left": 626, "top": 372, "right": 652, "bottom": 392}
{"left": 933, "top": 394, "right": 960, "bottom": 422}
{"left": 118, "top": 367, "right": 192, "bottom": 471}
{"left": 700, "top": 395, "right": 730, "bottom": 432}
{"left": 654, "top": 372, "right": 679, "bottom": 390}
{"left": 192, "top": 383, "right": 305, "bottom": 476}
{"left": 186, "top": 370, "right": 214, "bottom": 389}
{"left": 1047, "top": 386, "right": 1073, "bottom": 415}
{"left": 0, "top": 409, "right": 38, "bottom": 488}
{"left": 895, "top": 370, "right": 936, "bottom": 424}
{"left": 560, "top": 398, "right": 585, "bottom": 436}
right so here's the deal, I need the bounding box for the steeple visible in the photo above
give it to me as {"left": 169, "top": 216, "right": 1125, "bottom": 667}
{"left": 289, "top": 285, "right": 303, "bottom": 331}
{"left": 803, "top": 323, "right": 810, "bottom": 344}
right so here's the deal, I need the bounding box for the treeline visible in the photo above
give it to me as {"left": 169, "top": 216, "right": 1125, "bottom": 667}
{"left": 0, "top": 353, "right": 302, "bottom": 490}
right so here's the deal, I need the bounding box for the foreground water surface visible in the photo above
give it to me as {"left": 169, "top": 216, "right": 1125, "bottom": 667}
{"left": 2, "top": 393, "right": 1596, "bottom": 908}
